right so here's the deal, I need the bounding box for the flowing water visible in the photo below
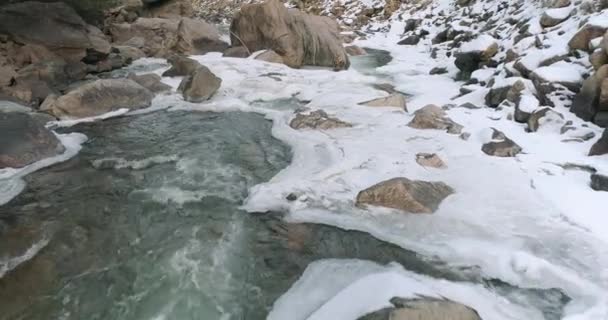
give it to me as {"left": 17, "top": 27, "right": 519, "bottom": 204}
{"left": 0, "top": 51, "right": 572, "bottom": 320}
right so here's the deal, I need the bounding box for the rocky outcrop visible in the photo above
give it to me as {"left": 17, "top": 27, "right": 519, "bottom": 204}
{"left": 127, "top": 73, "right": 171, "bottom": 93}
{"left": 416, "top": 153, "right": 446, "bottom": 168}
{"left": 178, "top": 66, "right": 222, "bottom": 102}
{"left": 0, "top": 2, "right": 111, "bottom": 64}
{"left": 408, "top": 105, "right": 463, "bottom": 134}
{"left": 162, "top": 55, "right": 202, "bottom": 77}
{"left": 482, "top": 128, "right": 522, "bottom": 157}
{"left": 355, "top": 177, "right": 454, "bottom": 214}
{"left": 290, "top": 110, "right": 352, "bottom": 130}
{"left": 589, "top": 129, "right": 608, "bottom": 156}
{"left": 109, "top": 17, "right": 227, "bottom": 57}
{"left": 0, "top": 112, "right": 64, "bottom": 168}
{"left": 358, "top": 297, "right": 482, "bottom": 320}
{"left": 359, "top": 93, "right": 408, "bottom": 110}
{"left": 230, "top": 0, "right": 350, "bottom": 70}
{"left": 47, "top": 79, "right": 153, "bottom": 118}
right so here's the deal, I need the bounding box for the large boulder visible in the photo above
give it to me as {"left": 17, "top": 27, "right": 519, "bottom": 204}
{"left": 408, "top": 105, "right": 463, "bottom": 134}
{"left": 290, "top": 110, "right": 352, "bottom": 130}
{"left": 589, "top": 129, "right": 608, "bottom": 156}
{"left": 48, "top": 79, "right": 153, "bottom": 119}
{"left": 355, "top": 177, "right": 454, "bottom": 214}
{"left": 230, "top": 0, "right": 350, "bottom": 70}
{"left": 178, "top": 66, "right": 222, "bottom": 102}
{"left": 0, "top": 2, "right": 111, "bottom": 63}
{"left": 358, "top": 297, "right": 482, "bottom": 320}
{"left": 109, "top": 17, "right": 227, "bottom": 57}
{"left": 0, "top": 112, "right": 65, "bottom": 168}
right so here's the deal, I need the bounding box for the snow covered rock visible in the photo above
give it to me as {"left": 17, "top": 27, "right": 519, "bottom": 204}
{"left": 398, "top": 35, "right": 420, "bottom": 45}
{"left": 355, "top": 177, "right": 454, "bottom": 214}
{"left": 590, "top": 173, "right": 608, "bottom": 191}
{"left": 540, "top": 7, "right": 572, "bottom": 28}
{"left": 527, "top": 107, "right": 565, "bottom": 132}
{"left": 531, "top": 64, "right": 583, "bottom": 93}
{"left": 289, "top": 110, "right": 352, "bottom": 130}
{"left": 415, "top": 153, "right": 446, "bottom": 168}
{"left": 178, "top": 66, "right": 222, "bottom": 103}
{"left": 589, "top": 129, "right": 608, "bottom": 156}
{"left": 359, "top": 93, "right": 407, "bottom": 110}
{"left": 454, "top": 35, "right": 498, "bottom": 78}
{"left": 48, "top": 79, "right": 153, "bottom": 119}
{"left": 358, "top": 297, "right": 481, "bottom": 320}
{"left": 485, "top": 78, "right": 533, "bottom": 108}
{"left": 408, "top": 105, "right": 463, "bottom": 134}
{"left": 162, "top": 55, "right": 201, "bottom": 77}
{"left": 229, "top": 0, "right": 350, "bottom": 70}
{"left": 515, "top": 94, "right": 540, "bottom": 123}
{"left": 0, "top": 111, "right": 65, "bottom": 168}
{"left": 481, "top": 128, "right": 522, "bottom": 157}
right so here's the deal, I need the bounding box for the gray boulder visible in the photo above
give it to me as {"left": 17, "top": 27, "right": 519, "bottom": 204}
{"left": 162, "top": 55, "right": 202, "bottom": 77}
{"left": 178, "top": 66, "right": 222, "bottom": 102}
{"left": 482, "top": 128, "right": 522, "bottom": 157}
{"left": 127, "top": 73, "right": 172, "bottom": 93}
{"left": 589, "top": 129, "right": 608, "bottom": 156}
{"left": 591, "top": 173, "right": 608, "bottom": 191}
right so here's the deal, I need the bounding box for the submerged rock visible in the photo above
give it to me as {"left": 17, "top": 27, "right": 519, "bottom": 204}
{"left": 356, "top": 177, "right": 454, "bottom": 214}
{"left": 178, "top": 66, "right": 222, "bottom": 102}
{"left": 230, "top": 0, "right": 349, "bottom": 70}
{"left": 0, "top": 112, "right": 65, "bottom": 168}
{"left": 48, "top": 79, "right": 153, "bottom": 119}
{"left": 481, "top": 128, "right": 522, "bottom": 157}
{"left": 358, "top": 297, "right": 482, "bottom": 320}
{"left": 359, "top": 93, "right": 407, "bottom": 110}
{"left": 290, "top": 110, "right": 352, "bottom": 130}
{"left": 416, "top": 153, "right": 446, "bottom": 168}
{"left": 408, "top": 105, "right": 463, "bottom": 134}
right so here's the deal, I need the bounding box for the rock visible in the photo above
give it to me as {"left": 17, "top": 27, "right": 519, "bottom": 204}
{"left": 589, "top": 129, "right": 608, "bottom": 156}
{"left": 429, "top": 67, "right": 448, "bottom": 75}
{"left": 162, "top": 55, "right": 202, "bottom": 77}
{"left": 290, "top": 110, "right": 352, "bottom": 130}
{"left": 113, "top": 45, "right": 146, "bottom": 64}
{"left": 486, "top": 78, "right": 530, "bottom": 108}
{"left": 540, "top": 7, "right": 572, "bottom": 28}
{"left": 109, "top": 17, "right": 227, "bottom": 57}
{"left": 0, "top": 65, "right": 16, "bottom": 87}
{"left": 49, "top": 79, "right": 153, "bottom": 119}
{"left": 359, "top": 94, "right": 407, "bottom": 110}
{"left": 571, "top": 65, "right": 608, "bottom": 121}
{"left": 590, "top": 49, "right": 608, "bottom": 70}
{"left": 403, "top": 19, "right": 421, "bottom": 33}
{"left": 255, "top": 50, "right": 284, "bottom": 64}
{"left": 551, "top": 0, "right": 571, "bottom": 8}
{"left": 527, "top": 107, "right": 564, "bottom": 132}
{"left": 358, "top": 297, "right": 482, "bottom": 320}
{"left": 569, "top": 24, "right": 608, "bottom": 51}
{"left": 591, "top": 173, "right": 608, "bottom": 191}
{"left": 514, "top": 94, "right": 539, "bottom": 123}
{"left": 408, "top": 105, "right": 463, "bottom": 134}
{"left": 455, "top": 35, "right": 498, "bottom": 78}
{"left": 178, "top": 66, "right": 222, "bottom": 103}
{"left": 230, "top": 0, "right": 349, "bottom": 70}
{"left": 0, "top": 2, "right": 111, "bottom": 63}
{"left": 595, "top": 111, "right": 608, "bottom": 127}
{"left": 0, "top": 112, "right": 65, "bottom": 168}
{"left": 599, "top": 78, "right": 608, "bottom": 111}
{"left": 397, "top": 35, "right": 420, "bottom": 45}
{"left": 127, "top": 73, "right": 171, "bottom": 93}
{"left": 482, "top": 128, "right": 522, "bottom": 157}
{"left": 143, "top": 0, "right": 194, "bottom": 18}
{"left": 355, "top": 177, "right": 454, "bottom": 214}
{"left": 345, "top": 45, "right": 367, "bottom": 56}
{"left": 223, "top": 46, "right": 250, "bottom": 58}
{"left": 416, "top": 153, "right": 446, "bottom": 168}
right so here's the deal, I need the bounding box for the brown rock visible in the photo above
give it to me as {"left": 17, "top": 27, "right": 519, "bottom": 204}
{"left": 345, "top": 45, "right": 367, "bottom": 56}
{"left": 355, "top": 177, "right": 454, "bottom": 214}
{"left": 600, "top": 78, "right": 608, "bottom": 111}
{"left": 359, "top": 93, "right": 408, "bottom": 111}
{"left": 416, "top": 153, "right": 446, "bottom": 168}
{"left": 255, "top": 50, "right": 285, "bottom": 64}
{"left": 590, "top": 49, "right": 608, "bottom": 70}
{"left": 358, "top": 297, "right": 482, "bottom": 320}
{"left": 0, "top": 65, "right": 16, "bottom": 87}
{"left": 127, "top": 73, "right": 172, "bottom": 93}
{"left": 162, "top": 55, "right": 201, "bottom": 77}
{"left": 589, "top": 129, "right": 608, "bottom": 156}
{"left": 527, "top": 107, "right": 564, "bottom": 132}
{"left": 223, "top": 46, "right": 250, "bottom": 58}
{"left": 290, "top": 110, "right": 352, "bottom": 130}
{"left": 178, "top": 66, "right": 222, "bottom": 102}
{"left": 569, "top": 24, "right": 607, "bottom": 51}
{"left": 408, "top": 104, "right": 463, "bottom": 134}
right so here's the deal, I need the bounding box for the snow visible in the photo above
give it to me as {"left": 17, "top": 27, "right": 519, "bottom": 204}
{"left": 471, "top": 68, "right": 495, "bottom": 83}
{"left": 533, "top": 64, "right": 584, "bottom": 84}
{"left": 545, "top": 7, "right": 573, "bottom": 21}
{"left": 459, "top": 34, "right": 497, "bottom": 53}
{"left": 587, "top": 13, "right": 608, "bottom": 28}
{"left": 518, "top": 94, "right": 540, "bottom": 113}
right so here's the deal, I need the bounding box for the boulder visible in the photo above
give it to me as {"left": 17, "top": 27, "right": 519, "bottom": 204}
{"left": 178, "top": 66, "right": 222, "bottom": 102}
{"left": 223, "top": 46, "right": 250, "bottom": 58}
{"left": 230, "top": 0, "right": 349, "bottom": 70}
{"left": 591, "top": 173, "right": 608, "bottom": 191}
{"left": 290, "top": 110, "right": 352, "bottom": 130}
{"left": 408, "top": 104, "right": 463, "bottom": 134}
{"left": 359, "top": 93, "right": 407, "bottom": 110}
{"left": 143, "top": 0, "right": 194, "bottom": 18}
{"left": 112, "top": 45, "right": 146, "bottom": 64}
{"left": 255, "top": 50, "right": 285, "bottom": 64}
{"left": 0, "top": 112, "right": 65, "bottom": 168}
{"left": 540, "top": 7, "right": 572, "bottom": 28}
{"left": 358, "top": 297, "right": 481, "bottom": 320}
{"left": 429, "top": 67, "right": 448, "bottom": 75}
{"left": 590, "top": 49, "right": 608, "bottom": 70}
{"left": 486, "top": 79, "right": 528, "bottom": 108}
{"left": 355, "top": 177, "right": 454, "bottom": 214}
{"left": 571, "top": 65, "right": 608, "bottom": 122}
{"left": 127, "top": 73, "right": 171, "bottom": 93}
{"left": 589, "top": 129, "right": 608, "bottom": 156}
{"left": 415, "top": 153, "right": 446, "bottom": 168}
{"left": 109, "top": 17, "right": 227, "bottom": 57}
{"left": 162, "top": 55, "right": 201, "bottom": 77}
{"left": 455, "top": 35, "right": 498, "bottom": 78}
{"left": 397, "top": 35, "right": 420, "bottom": 45}
{"left": 0, "top": 2, "right": 111, "bottom": 63}
{"left": 482, "top": 128, "right": 522, "bottom": 157}
{"left": 345, "top": 45, "right": 367, "bottom": 56}
{"left": 514, "top": 94, "right": 540, "bottom": 123}
{"left": 48, "top": 79, "right": 153, "bottom": 119}
{"left": 527, "top": 107, "right": 564, "bottom": 132}
{"left": 569, "top": 23, "right": 608, "bottom": 51}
